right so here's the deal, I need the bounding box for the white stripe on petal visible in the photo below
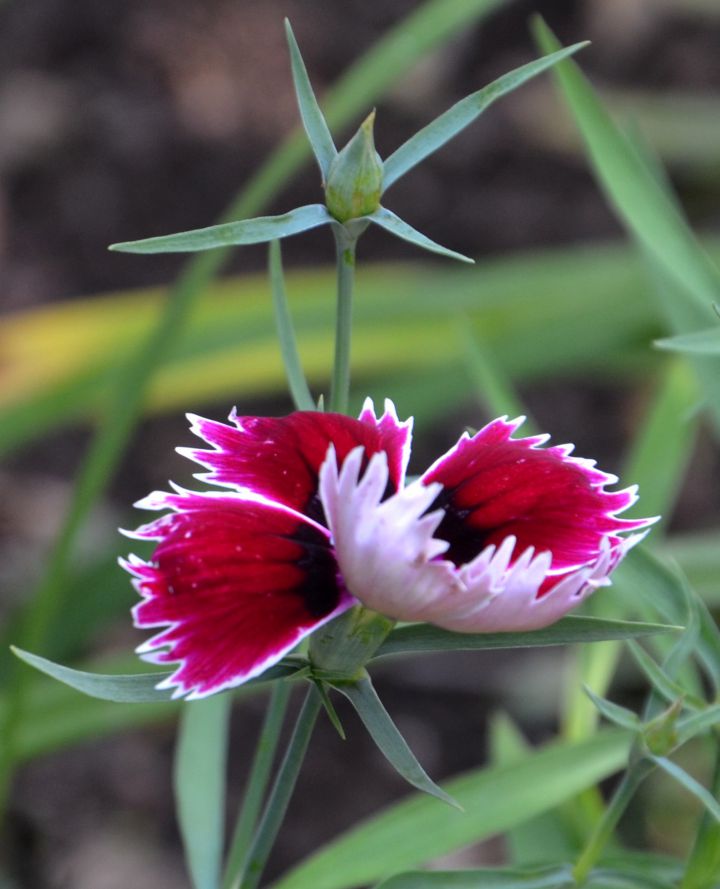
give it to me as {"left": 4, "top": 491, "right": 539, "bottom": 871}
{"left": 319, "top": 446, "right": 462, "bottom": 622}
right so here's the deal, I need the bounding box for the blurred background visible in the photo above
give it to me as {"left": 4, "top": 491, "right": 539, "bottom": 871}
{"left": 1, "top": 0, "right": 720, "bottom": 887}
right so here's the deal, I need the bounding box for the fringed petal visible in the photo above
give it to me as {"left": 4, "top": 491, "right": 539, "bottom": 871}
{"left": 438, "top": 532, "right": 647, "bottom": 632}
{"left": 421, "top": 416, "right": 654, "bottom": 572}
{"left": 177, "top": 399, "right": 411, "bottom": 519}
{"left": 124, "top": 491, "right": 353, "bottom": 699}
{"left": 319, "top": 446, "right": 462, "bottom": 622}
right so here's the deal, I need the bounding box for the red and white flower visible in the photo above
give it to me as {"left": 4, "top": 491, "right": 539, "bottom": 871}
{"left": 123, "top": 400, "right": 652, "bottom": 699}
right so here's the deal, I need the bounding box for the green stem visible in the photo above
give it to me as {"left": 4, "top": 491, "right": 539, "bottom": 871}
{"left": 329, "top": 228, "right": 357, "bottom": 413}
{"left": 682, "top": 738, "right": 720, "bottom": 889}
{"left": 573, "top": 758, "right": 653, "bottom": 885}
{"left": 236, "top": 687, "right": 322, "bottom": 889}
{"left": 222, "top": 683, "right": 292, "bottom": 889}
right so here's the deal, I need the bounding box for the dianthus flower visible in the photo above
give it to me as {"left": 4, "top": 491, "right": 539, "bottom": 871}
{"left": 123, "top": 400, "right": 652, "bottom": 699}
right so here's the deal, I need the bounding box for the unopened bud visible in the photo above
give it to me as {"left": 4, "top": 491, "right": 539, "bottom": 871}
{"left": 642, "top": 698, "right": 683, "bottom": 757}
{"left": 325, "top": 111, "right": 383, "bottom": 223}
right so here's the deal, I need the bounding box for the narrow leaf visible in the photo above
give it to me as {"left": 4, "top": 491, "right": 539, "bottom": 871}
{"left": 375, "top": 865, "right": 575, "bottom": 889}
{"left": 269, "top": 729, "right": 631, "bottom": 889}
{"left": 373, "top": 616, "right": 678, "bottom": 659}
{"left": 284, "top": 20, "right": 337, "bottom": 179}
{"left": 583, "top": 687, "right": 641, "bottom": 732}
{"left": 109, "top": 205, "right": 333, "bottom": 254}
{"left": 369, "top": 207, "right": 474, "bottom": 263}
{"left": 655, "top": 327, "right": 720, "bottom": 355}
{"left": 268, "top": 240, "right": 315, "bottom": 410}
{"left": 627, "top": 640, "right": 701, "bottom": 710}
{"left": 175, "top": 695, "right": 231, "bottom": 889}
{"left": 383, "top": 42, "right": 588, "bottom": 190}
{"left": 11, "top": 647, "right": 297, "bottom": 702}
{"left": 336, "top": 676, "right": 460, "bottom": 809}
{"left": 651, "top": 756, "right": 720, "bottom": 823}
{"left": 677, "top": 704, "right": 720, "bottom": 746}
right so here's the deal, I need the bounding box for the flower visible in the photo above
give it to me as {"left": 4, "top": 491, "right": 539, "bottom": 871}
{"left": 123, "top": 400, "right": 652, "bottom": 699}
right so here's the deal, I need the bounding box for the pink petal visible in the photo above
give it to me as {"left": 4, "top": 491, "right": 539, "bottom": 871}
{"left": 421, "top": 416, "right": 653, "bottom": 572}
{"left": 124, "top": 491, "right": 354, "bottom": 699}
{"left": 177, "top": 398, "right": 411, "bottom": 518}
{"left": 438, "top": 532, "right": 647, "bottom": 632}
{"left": 319, "top": 446, "right": 463, "bottom": 622}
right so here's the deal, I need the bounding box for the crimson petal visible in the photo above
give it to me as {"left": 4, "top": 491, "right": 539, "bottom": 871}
{"left": 422, "top": 417, "right": 651, "bottom": 572}
{"left": 123, "top": 489, "right": 353, "bottom": 699}
{"left": 178, "top": 398, "right": 411, "bottom": 519}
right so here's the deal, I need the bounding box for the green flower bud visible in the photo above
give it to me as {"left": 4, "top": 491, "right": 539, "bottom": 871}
{"left": 325, "top": 111, "right": 383, "bottom": 223}
{"left": 642, "top": 698, "right": 683, "bottom": 757}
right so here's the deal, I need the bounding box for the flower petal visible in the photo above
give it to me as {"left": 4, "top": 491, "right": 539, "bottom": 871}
{"left": 178, "top": 398, "right": 411, "bottom": 519}
{"left": 124, "top": 490, "right": 353, "bottom": 699}
{"left": 438, "top": 532, "right": 647, "bottom": 632}
{"left": 319, "top": 446, "right": 463, "bottom": 622}
{"left": 421, "top": 416, "right": 652, "bottom": 571}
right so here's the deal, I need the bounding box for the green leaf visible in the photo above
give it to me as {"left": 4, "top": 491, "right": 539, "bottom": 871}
{"left": 488, "top": 714, "right": 577, "bottom": 865}
{"left": 621, "top": 360, "right": 699, "bottom": 523}
{"left": 615, "top": 548, "right": 720, "bottom": 693}
{"left": 655, "top": 327, "right": 720, "bottom": 355}
{"left": 175, "top": 696, "right": 231, "bottom": 889}
{"left": 583, "top": 687, "right": 641, "bottom": 732}
{"left": 336, "top": 676, "right": 459, "bottom": 809}
{"left": 651, "top": 756, "right": 720, "bottom": 823}
{"left": 374, "top": 865, "right": 575, "bottom": 889}
{"left": 269, "top": 729, "right": 630, "bottom": 889}
{"left": 382, "top": 42, "right": 588, "bottom": 190}
{"left": 677, "top": 703, "right": 720, "bottom": 746}
{"left": 284, "top": 20, "right": 337, "bottom": 179}
{"left": 627, "top": 640, "right": 702, "bottom": 710}
{"left": 532, "top": 18, "right": 720, "bottom": 312}
{"left": 368, "top": 207, "right": 474, "bottom": 263}
{"left": 11, "top": 647, "right": 297, "bottom": 703}
{"left": 268, "top": 240, "right": 315, "bottom": 410}
{"left": 373, "top": 616, "right": 678, "bottom": 659}
{"left": 109, "top": 205, "right": 333, "bottom": 255}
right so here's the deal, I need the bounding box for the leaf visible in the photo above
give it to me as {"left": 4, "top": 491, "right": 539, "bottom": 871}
{"left": 368, "top": 207, "right": 474, "bottom": 263}
{"left": 583, "top": 687, "right": 641, "bottom": 732}
{"left": 532, "top": 18, "right": 720, "bottom": 312}
{"left": 336, "top": 676, "right": 459, "bottom": 809}
{"left": 677, "top": 704, "right": 720, "bottom": 746}
{"left": 621, "top": 360, "right": 699, "bottom": 523}
{"left": 175, "top": 695, "right": 231, "bottom": 889}
{"left": 373, "top": 616, "right": 679, "bottom": 659}
{"left": 268, "top": 240, "right": 315, "bottom": 410}
{"left": 269, "top": 729, "right": 631, "bottom": 889}
{"left": 109, "top": 205, "right": 333, "bottom": 254}
{"left": 382, "top": 43, "right": 588, "bottom": 190}
{"left": 651, "top": 756, "right": 720, "bottom": 823}
{"left": 627, "top": 640, "right": 702, "bottom": 710}
{"left": 655, "top": 327, "right": 720, "bottom": 355}
{"left": 284, "top": 20, "right": 337, "bottom": 179}
{"left": 615, "top": 547, "right": 720, "bottom": 693}
{"left": 11, "top": 647, "right": 297, "bottom": 703}
{"left": 374, "top": 865, "right": 575, "bottom": 889}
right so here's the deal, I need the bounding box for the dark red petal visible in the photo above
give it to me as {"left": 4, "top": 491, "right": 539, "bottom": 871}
{"left": 422, "top": 417, "right": 650, "bottom": 571}
{"left": 125, "top": 491, "right": 353, "bottom": 698}
{"left": 178, "top": 400, "right": 410, "bottom": 518}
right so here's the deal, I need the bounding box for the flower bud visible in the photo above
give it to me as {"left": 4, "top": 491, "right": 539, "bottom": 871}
{"left": 642, "top": 698, "right": 683, "bottom": 757}
{"left": 325, "top": 111, "right": 383, "bottom": 223}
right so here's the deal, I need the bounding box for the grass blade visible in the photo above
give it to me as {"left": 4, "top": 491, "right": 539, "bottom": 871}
{"left": 175, "top": 696, "right": 232, "bottom": 889}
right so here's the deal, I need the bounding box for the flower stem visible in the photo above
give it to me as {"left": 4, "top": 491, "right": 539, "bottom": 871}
{"left": 222, "top": 682, "right": 292, "bottom": 889}
{"left": 329, "top": 227, "right": 357, "bottom": 414}
{"left": 235, "top": 686, "right": 322, "bottom": 889}
{"left": 572, "top": 757, "right": 653, "bottom": 885}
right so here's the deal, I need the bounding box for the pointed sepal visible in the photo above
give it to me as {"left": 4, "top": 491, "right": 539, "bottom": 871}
{"left": 325, "top": 112, "right": 384, "bottom": 223}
